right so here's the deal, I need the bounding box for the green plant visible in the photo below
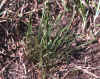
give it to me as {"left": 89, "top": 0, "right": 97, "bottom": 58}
{"left": 25, "top": 1, "right": 76, "bottom": 79}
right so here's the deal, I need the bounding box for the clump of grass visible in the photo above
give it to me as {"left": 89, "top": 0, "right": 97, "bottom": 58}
{"left": 25, "top": 0, "right": 77, "bottom": 78}
{"left": 23, "top": 0, "right": 100, "bottom": 78}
